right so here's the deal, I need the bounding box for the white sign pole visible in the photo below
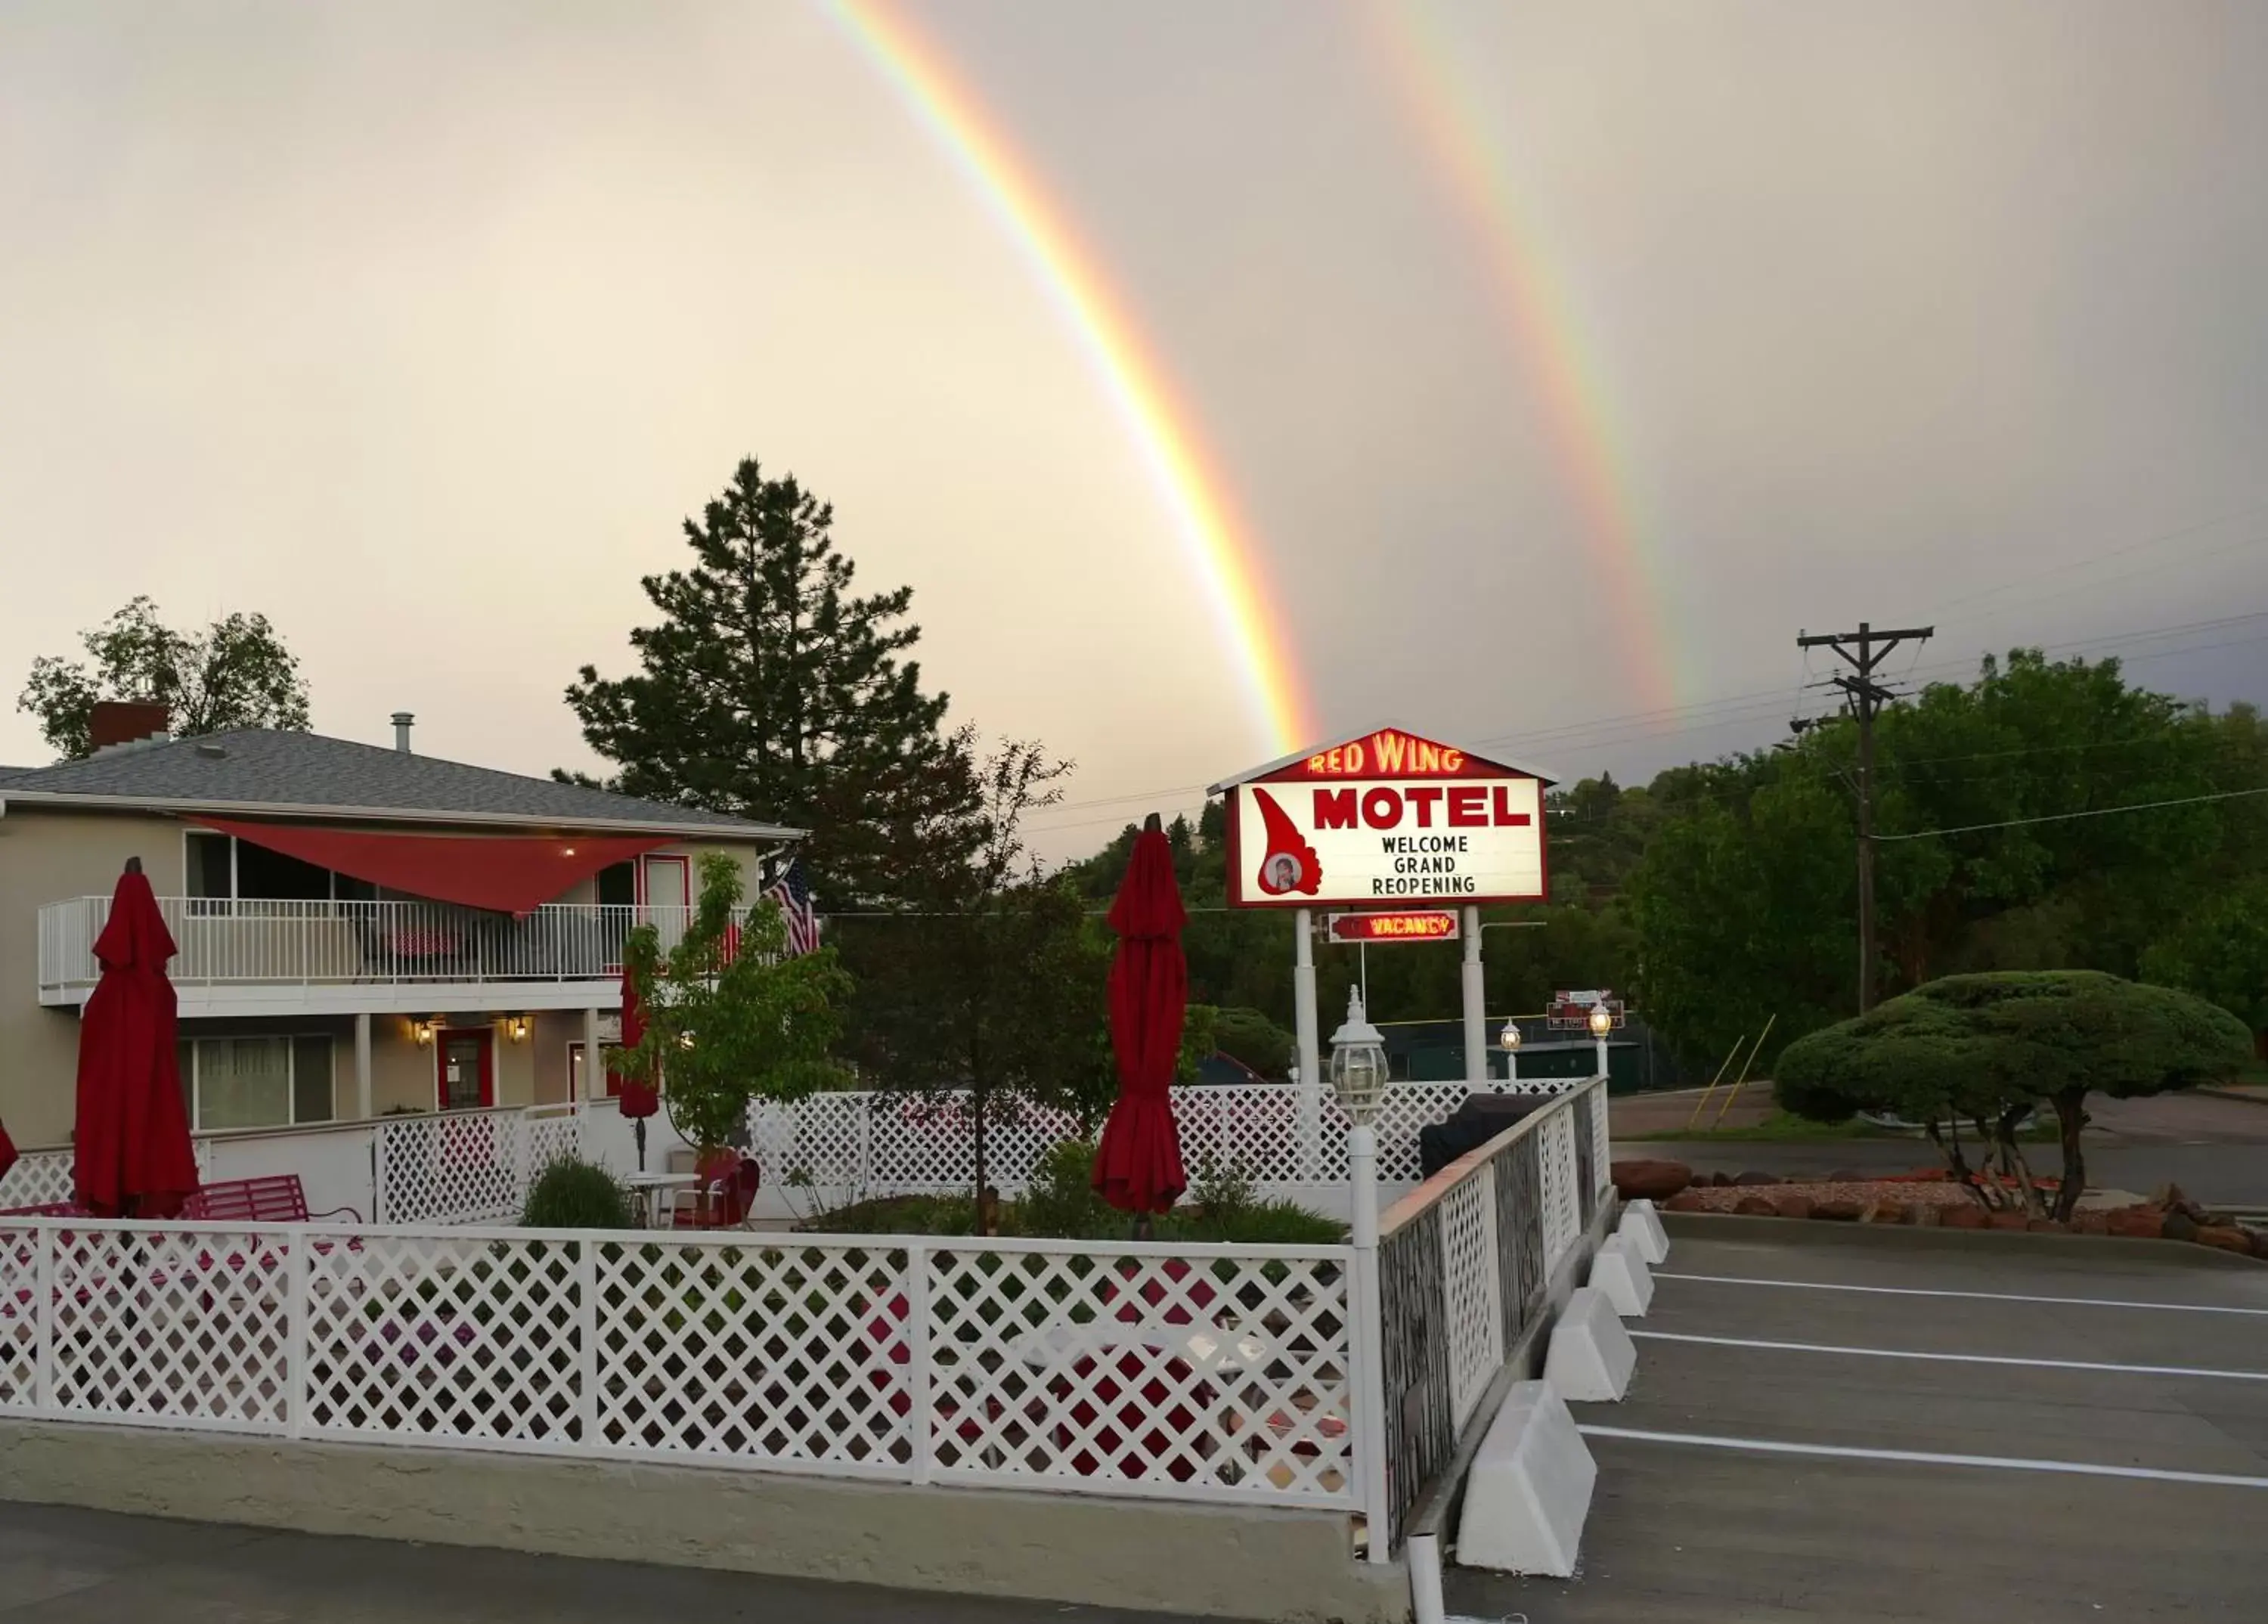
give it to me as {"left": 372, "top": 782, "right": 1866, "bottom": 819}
{"left": 1294, "top": 906, "right": 1321, "bottom": 1178}
{"left": 1461, "top": 903, "right": 1486, "bottom": 1088}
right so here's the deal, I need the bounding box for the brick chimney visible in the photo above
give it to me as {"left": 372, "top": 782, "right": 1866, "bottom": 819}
{"left": 89, "top": 700, "right": 171, "bottom": 751}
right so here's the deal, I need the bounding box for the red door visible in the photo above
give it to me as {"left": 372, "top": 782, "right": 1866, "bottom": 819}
{"left": 436, "top": 1027, "right": 494, "bottom": 1111}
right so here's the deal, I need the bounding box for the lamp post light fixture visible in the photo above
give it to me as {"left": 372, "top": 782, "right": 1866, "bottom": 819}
{"left": 1499, "top": 1016, "right": 1522, "bottom": 1084}
{"left": 1588, "top": 1000, "right": 1613, "bottom": 1080}
{"left": 1328, "top": 987, "right": 1390, "bottom": 1128}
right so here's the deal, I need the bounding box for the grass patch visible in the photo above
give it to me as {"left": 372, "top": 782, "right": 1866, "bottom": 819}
{"left": 807, "top": 1192, "right": 1344, "bottom": 1246}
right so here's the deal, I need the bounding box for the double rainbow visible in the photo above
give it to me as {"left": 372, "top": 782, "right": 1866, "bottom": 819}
{"left": 826, "top": 2, "right": 1682, "bottom": 748}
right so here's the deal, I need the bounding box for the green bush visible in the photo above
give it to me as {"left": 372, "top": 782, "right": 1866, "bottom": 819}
{"left": 1021, "top": 1139, "right": 1117, "bottom": 1238}
{"left": 520, "top": 1157, "right": 634, "bottom": 1229}
{"left": 1211, "top": 1006, "right": 1297, "bottom": 1079}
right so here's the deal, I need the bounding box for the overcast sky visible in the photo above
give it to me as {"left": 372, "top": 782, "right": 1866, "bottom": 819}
{"left": 4, "top": 1, "right": 2263, "bottom": 859}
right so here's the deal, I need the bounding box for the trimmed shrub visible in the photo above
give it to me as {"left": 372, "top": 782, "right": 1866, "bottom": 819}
{"left": 520, "top": 1157, "right": 634, "bottom": 1229}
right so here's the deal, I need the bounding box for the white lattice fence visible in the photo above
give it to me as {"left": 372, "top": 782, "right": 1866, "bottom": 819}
{"left": 376, "top": 1110, "right": 572, "bottom": 1226}
{"left": 0, "top": 1142, "right": 217, "bottom": 1213}
{"left": 0, "top": 1217, "right": 1355, "bottom": 1509}
{"left": 1437, "top": 1170, "right": 1502, "bottom": 1429}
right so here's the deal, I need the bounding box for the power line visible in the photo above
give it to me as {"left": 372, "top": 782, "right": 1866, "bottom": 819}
{"left": 1873, "top": 786, "right": 2268, "bottom": 842}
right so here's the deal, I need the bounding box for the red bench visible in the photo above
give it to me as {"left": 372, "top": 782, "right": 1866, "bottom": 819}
{"left": 182, "top": 1174, "right": 361, "bottom": 1225}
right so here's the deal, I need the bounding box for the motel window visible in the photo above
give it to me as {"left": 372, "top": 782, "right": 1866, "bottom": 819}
{"left": 183, "top": 832, "right": 373, "bottom": 909}
{"left": 596, "top": 862, "right": 637, "bottom": 908}
{"left": 176, "top": 1034, "right": 336, "bottom": 1131}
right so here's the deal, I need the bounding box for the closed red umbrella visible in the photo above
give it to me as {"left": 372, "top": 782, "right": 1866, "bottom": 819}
{"left": 0, "top": 1116, "right": 16, "bottom": 1187}
{"left": 610, "top": 959, "right": 659, "bottom": 1170}
{"left": 1092, "top": 816, "right": 1188, "bottom": 1216}
{"left": 74, "top": 861, "right": 200, "bottom": 1219}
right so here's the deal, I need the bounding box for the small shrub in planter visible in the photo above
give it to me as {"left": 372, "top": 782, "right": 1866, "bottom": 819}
{"left": 521, "top": 1157, "right": 634, "bottom": 1229}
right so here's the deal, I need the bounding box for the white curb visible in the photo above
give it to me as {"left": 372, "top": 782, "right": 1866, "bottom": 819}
{"left": 1588, "top": 1234, "right": 1654, "bottom": 1317}
{"left": 1543, "top": 1285, "right": 1637, "bottom": 1402}
{"left": 1619, "top": 1198, "right": 1670, "bottom": 1264}
{"left": 1454, "top": 1380, "right": 1597, "bottom": 1577}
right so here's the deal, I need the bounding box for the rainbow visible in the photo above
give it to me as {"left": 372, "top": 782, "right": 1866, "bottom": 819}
{"left": 1365, "top": 1, "right": 1685, "bottom": 711}
{"left": 822, "top": 0, "right": 1314, "bottom": 754}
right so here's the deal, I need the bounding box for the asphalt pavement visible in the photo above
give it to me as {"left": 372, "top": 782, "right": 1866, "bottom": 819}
{"left": 1448, "top": 1220, "right": 2268, "bottom": 1622}
{"left": 0, "top": 1502, "right": 1213, "bottom": 1624}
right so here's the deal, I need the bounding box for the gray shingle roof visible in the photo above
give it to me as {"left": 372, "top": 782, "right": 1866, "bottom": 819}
{"left": 0, "top": 729, "right": 798, "bottom": 838}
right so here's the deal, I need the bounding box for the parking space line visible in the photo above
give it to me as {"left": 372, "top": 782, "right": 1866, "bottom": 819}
{"left": 1629, "top": 1328, "right": 2268, "bottom": 1382}
{"left": 1579, "top": 1425, "right": 2268, "bottom": 1489}
{"left": 1654, "top": 1272, "right": 2268, "bottom": 1317}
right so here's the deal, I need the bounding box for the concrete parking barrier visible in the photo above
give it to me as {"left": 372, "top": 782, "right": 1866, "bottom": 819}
{"left": 1543, "top": 1286, "right": 1636, "bottom": 1401}
{"left": 1454, "top": 1380, "right": 1597, "bottom": 1578}
{"left": 1619, "top": 1198, "right": 1669, "bottom": 1264}
{"left": 1588, "top": 1234, "right": 1654, "bottom": 1317}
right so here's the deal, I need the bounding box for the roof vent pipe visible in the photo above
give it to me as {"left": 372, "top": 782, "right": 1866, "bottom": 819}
{"left": 392, "top": 712, "right": 414, "bottom": 754}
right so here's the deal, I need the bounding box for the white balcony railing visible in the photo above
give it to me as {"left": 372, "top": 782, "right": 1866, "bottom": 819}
{"left": 36, "top": 896, "right": 705, "bottom": 995}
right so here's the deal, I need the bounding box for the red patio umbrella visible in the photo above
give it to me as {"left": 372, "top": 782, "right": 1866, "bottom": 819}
{"left": 1092, "top": 815, "right": 1189, "bottom": 1216}
{"left": 73, "top": 860, "right": 200, "bottom": 1218}
{"left": 611, "top": 959, "right": 659, "bottom": 1170}
{"left": 0, "top": 1116, "right": 17, "bottom": 1187}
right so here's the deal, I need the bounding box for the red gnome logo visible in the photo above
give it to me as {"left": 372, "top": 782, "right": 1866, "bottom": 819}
{"left": 1252, "top": 788, "right": 1321, "bottom": 897}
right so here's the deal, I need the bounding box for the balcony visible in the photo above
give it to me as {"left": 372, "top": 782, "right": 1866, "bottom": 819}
{"left": 37, "top": 896, "right": 702, "bottom": 1016}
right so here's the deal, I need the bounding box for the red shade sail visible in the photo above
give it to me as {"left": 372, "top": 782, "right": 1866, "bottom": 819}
{"left": 195, "top": 818, "right": 670, "bottom": 916}
{"left": 74, "top": 868, "right": 200, "bottom": 1218}
{"left": 1092, "top": 823, "right": 1189, "bottom": 1215}
{"left": 612, "top": 959, "right": 658, "bottom": 1120}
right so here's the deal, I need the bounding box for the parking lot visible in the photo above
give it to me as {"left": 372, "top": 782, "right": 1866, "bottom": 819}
{"left": 1448, "top": 1218, "right": 2268, "bottom": 1622}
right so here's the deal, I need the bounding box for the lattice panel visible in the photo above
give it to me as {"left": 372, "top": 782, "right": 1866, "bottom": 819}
{"left": 1377, "top": 1211, "right": 1448, "bottom": 1546}
{"left": 1438, "top": 1168, "right": 1502, "bottom": 1429}
{"left": 1493, "top": 1131, "right": 1544, "bottom": 1350}
{"left": 595, "top": 1239, "right": 911, "bottom": 1465}
{"left": 1589, "top": 1084, "right": 1613, "bottom": 1199}
{"left": 925, "top": 1244, "right": 1352, "bottom": 1501}
{"left": 304, "top": 1231, "right": 581, "bottom": 1443}
{"left": 378, "top": 1113, "right": 527, "bottom": 1225}
{"left": 1538, "top": 1114, "right": 1579, "bottom": 1266}
{"left": 525, "top": 1114, "right": 584, "bottom": 1180}
{"left": 0, "top": 1226, "right": 39, "bottom": 1406}
{"left": 0, "top": 1150, "right": 75, "bottom": 1210}
{"left": 48, "top": 1226, "right": 290, "bottom": 1429}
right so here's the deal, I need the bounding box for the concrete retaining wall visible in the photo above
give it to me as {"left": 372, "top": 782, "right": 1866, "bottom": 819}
{"left": 0, "top": 1421, "right": 1405, "bottom": 1623}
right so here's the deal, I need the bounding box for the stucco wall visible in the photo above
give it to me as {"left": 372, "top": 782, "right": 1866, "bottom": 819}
{"left": 0, "top": 807, "right": 187, "bottom": 1145}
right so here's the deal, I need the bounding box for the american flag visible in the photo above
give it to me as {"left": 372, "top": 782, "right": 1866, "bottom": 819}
{"left": 763, "top": 854, "right": 821, "bottom": 956}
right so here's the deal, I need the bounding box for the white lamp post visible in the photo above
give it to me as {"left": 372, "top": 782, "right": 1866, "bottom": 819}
{"left": 1328, "top": 984, "right": 1391, "bottom": 1564}
{"left": 1588, "top": 1000, "right": 1613, "bottom": 1080}
{"left": 1499, "top": 1016, "right": 1522, "bottom": 1085}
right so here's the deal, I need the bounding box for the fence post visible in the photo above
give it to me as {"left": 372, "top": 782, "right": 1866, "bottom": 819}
{"left": 34, "top": 1226, "right": 54, "bottom": 1413}
{"left": 287, "top": 1229, "right": 311, "bottom": 1438}
{"left": 373, "top": 1120, "right": 389, "bottom": 1226}
{"left": 858, "top": 1105, "right": 874, "bottom": 1197}
{"left": 578, "top": 1237, "right": 602, "bottom": 1447}
{"left": 1347, "top": 1124, "right": 1392, "bottom": 1564}
{"left": 906, "top": 1240, "right": 932, "bottom": 1485}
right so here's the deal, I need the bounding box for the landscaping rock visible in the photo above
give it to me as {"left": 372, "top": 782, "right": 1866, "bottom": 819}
{"left": 2026, "top": 1219, "right": 2068, "bottom": 1234}
{"left": 1860, "top": 1201, "right": 1907, "bottom": 1225}
{"left": 1611, "top": 1161, "right": 1693, "bottom": 1201}
{"left": 1709, "top": 1170, "right": 1737, "bottom": 1188}
{"left": 2105, "top": 1206, "right": 2165, "bottom": 1240}
{"left": 2195, "top": 1226, "right": 2253, "bottom": 1254}
{"left": 1734, "top": 1171, "right": 1782, "bottom": 1187}
{"left": 2162, "top": 1211, "right": 2201, "bottom": 1244}
{"left": 2253, "top": 1229, "right": 2268, "bottom": 1260}
{"left": 1812, "top": 1199, "right": 1863, "bottom": 1222}
{"left": 1941, "top": 1205, "right": 1988, "bottom": 1230}
{"left": 1734, "top": 1195, "right": 1777, "bottom": 1216}
{"left": 1987, "top": 1211, "right": 2030, "bottom": 1231}
{"left": 1911, "top": 1204, "right": 1943, "bottom": 1228}
{"left": 1772, "top": 1195, "right": 1814, "bottom": 1221}
{"left": 1663, "top": 1189, "right": 1711, "bottom": 1213}
{"left": 1826, "top": 1169, "right": 1868, "bottom": 1185}
{"left": 2072, "top": 1210, "right": 2110, "bottom": 1236}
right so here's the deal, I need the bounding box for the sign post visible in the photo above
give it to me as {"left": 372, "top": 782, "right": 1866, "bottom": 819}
{"left": 1212, "top": 723, "right": 1556, "bottom": 1099}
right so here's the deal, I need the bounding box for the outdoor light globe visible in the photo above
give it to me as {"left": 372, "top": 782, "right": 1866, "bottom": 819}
{"left": 1328, "top": 987, "right": 1390, "bottom": 1125}
{"left": 1588, "top": 1003, "right": 1614, "bottom": 1038}
{"left": 1499, "top": 1019, "right": 1522, "bottom": 1052}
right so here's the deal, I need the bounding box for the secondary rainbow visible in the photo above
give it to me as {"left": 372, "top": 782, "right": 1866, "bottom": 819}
{"left": 822, "top": 0, "right": 1314, "bottom": 754}
{"left": 1367, "top": 1, "right": 1686, "bottom": 711}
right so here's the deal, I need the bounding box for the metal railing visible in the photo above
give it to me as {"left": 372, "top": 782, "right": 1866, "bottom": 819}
{"left": 1371, "top": 1076, "right": 1610, "bottom": 1548}
{"left": 38, "top": 897, "right": 704, "bottom": 993}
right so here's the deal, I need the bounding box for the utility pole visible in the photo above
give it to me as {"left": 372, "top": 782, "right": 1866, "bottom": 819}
{"left": 1795, "top": 620, "right": 1932, "bottom": 1012}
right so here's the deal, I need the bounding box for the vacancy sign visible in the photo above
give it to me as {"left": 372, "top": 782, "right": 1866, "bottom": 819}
{"left": 1214, "top": 726, "right": 1552, "bottom": 909}
{"left": 1328, "top": 910, "right": 1460, "bottom": 943}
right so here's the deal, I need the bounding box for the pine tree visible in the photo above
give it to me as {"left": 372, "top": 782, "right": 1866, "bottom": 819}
{"left": 565, "top": 457, "right": 971, "bottom": 907}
